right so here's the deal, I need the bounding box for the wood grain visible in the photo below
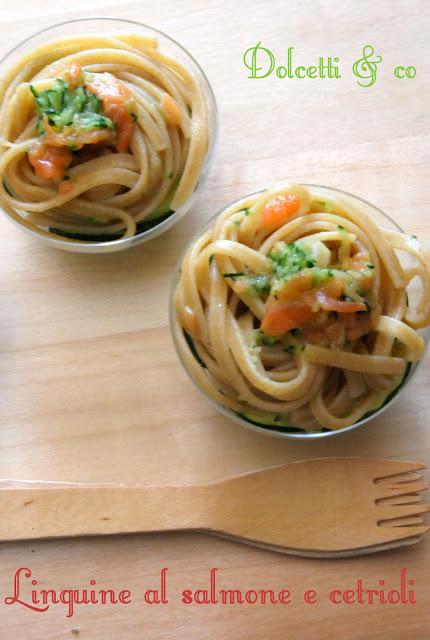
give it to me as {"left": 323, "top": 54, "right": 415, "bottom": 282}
{"left": 0, "top": 0, "right": 429, "bottom": 638}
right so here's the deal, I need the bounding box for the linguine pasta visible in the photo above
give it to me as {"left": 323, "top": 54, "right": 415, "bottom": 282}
{"left": 0, "top": 32, "right": 211, "bottom": 243}
{"left": 172, "top": 184, "right": 430, "bottom": 432}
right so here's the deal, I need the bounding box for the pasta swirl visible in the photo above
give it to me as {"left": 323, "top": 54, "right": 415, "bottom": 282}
{"left": 172, "top": 184, "right": 430, "bottom": 432}
{"left": 0, "top": 32, "right": 212, "bottom": 243}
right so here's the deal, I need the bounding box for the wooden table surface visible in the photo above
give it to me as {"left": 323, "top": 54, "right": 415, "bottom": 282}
{"left": 0, "top": 1, "right": 429, "bottom": 638}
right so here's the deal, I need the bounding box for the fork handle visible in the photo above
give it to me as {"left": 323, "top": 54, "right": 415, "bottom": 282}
{"left": 0, "top": 481, "right": 209, "bottom": 541}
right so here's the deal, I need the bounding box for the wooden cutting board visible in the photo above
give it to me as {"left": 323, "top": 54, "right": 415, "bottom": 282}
{"left": 0, "top": 1, "right": 429, "bottom": 639}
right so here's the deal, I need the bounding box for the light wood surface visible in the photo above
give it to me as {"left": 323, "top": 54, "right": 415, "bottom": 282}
{"left": 0, "top": 1, "right": 429, "bottom": 638}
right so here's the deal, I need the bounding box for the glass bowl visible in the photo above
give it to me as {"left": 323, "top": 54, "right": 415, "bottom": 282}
{"left": 169, "top": 184, "right": 430, "bottom": 439}
{"left": 0, "top": 18, "right": 218, "bottom": 253}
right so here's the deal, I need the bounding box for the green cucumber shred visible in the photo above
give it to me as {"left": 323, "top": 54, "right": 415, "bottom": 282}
{"left": 49, "top": 228, "right": 123, "bottom": 242}
{"left": 234, "top": 411, "right": 306, "bottom": 433}
{"left": 49, "top": 209, "right": 175, "bottom": 243}
{"left": 357, "top": 362, "right": 412, "bottom": 423}
{"left": 2, "top": 177, "right": 14, "bottom": 197}
{"left": 268, "top": 241, "right": 315, "bottom": 280}
{"left": 30, "top": 79, "right": 114, "bottom": 135}
{"left": 183, "top": 330, "right": 206, "bottom": 369}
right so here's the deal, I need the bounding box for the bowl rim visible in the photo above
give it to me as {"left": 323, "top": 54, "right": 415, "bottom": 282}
{"left": 0, "top": 16, "right": 218, "bottom": 251}
{"left": 169, "top": 182, "right": 430, "bottom": 440}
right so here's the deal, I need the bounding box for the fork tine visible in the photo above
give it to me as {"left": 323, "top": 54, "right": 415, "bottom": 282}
{"left": 379, "top": 516, "right": 424, "bottom": 527}
{"left": 375, "top": 471, "right": 422, "bottom": 485}
{"left": 372, "top": 460, "right": 426, "bottom": 480}
{"left": 377, "top": 494, "right": 424, "bottom": 505}
{"left": 374, "top": 480, "right": 428, "bottom": 500}
{"left": 377, "top": 503, "right": 430, "bottom": 521}
{"left": 377, "top": 525, "right": 430, "bottom": 540}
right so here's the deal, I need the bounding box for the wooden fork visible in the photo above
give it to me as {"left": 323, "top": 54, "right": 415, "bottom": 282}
{"left": 0, "top": 458, "right": 428, "bottom": 557}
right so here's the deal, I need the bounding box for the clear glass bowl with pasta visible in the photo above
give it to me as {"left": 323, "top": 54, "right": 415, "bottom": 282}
{"left": 0, "top": 18, "right": 217, "bottom": 252}
{"left": 170, "top": 184, "right": 430, "bottom": 439}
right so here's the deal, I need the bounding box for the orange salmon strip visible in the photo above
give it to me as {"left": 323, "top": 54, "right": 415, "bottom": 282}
{"left": 260, "top": 194, "right": 301, "bottom": 231}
